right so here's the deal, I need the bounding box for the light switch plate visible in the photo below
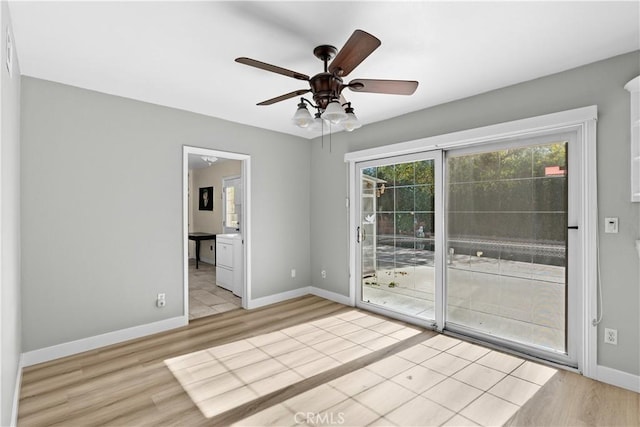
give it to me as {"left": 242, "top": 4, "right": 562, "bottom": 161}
{"left": 604, "top": 217, "right": 618, "bottom": 233}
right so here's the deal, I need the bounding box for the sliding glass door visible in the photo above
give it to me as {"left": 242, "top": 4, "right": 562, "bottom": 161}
{"left": 445, "top": 136, "right": 578, "bottom": 364}
{"left": 354, "top": 130, "right": 580, "bottom": 366}
{"left": 357, "top": 151, "right": 442, "bottom": 326}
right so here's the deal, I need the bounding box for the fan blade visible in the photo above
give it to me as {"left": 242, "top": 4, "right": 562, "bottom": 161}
{"left": 257, "top": 89, "right": 311, "bottom": 106}
{"left": 235, "top": 57, "right": 309, "bottom": 81}
{"left": 348, "top": 79, "right": 419, "bottom": 95}
{"left": 329, "top": 30, "right": 381, "bottom": 77}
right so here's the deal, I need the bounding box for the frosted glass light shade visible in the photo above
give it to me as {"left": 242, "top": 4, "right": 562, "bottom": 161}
{"left": 321, "top": 101, "right": 347, "bottom": 124}
{"left": 292, "top": 105, "right": 313, "bottom": 128}
{"left": 309, "top": 113, "right": 325, "bottom": 132}
{"left": 342, "top": 111, "right": 362, "bottom": 132}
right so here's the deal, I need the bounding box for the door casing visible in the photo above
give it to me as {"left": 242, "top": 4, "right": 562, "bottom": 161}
{"left": 182, "top": 146, "right": 251, "bottom": 314}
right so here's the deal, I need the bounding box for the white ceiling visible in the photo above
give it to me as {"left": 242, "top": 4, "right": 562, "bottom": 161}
{"left": 8, "top": 1, "right": 640, "bottom": 140}
{"left": 188, "top": 154, "right": 229, "bottom": 169}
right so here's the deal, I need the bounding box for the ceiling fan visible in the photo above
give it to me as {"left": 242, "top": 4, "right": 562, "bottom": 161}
{"left": 235, "top": 29, "right": 419, "bottom": 131}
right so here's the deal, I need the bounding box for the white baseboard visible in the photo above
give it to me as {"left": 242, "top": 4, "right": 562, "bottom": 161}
{"left": 18, "top": 287, "right": 345, "bottom": 368}
{"left": 309, "top": 286, "right": 352, "bottom": 306}
{"left": 22, "top": 316, "right": 187, "bottom": 367}
{"left": 246, "top": 286, "right": 353, "bottom": 310}
{"left": 246, "top": 287, "right": 311, "bottom": 309}
{"left": 597, "top": 364, "right": 640, "bottom": 393}
{"left": 10, "top": 355, "right": 23, "bottom": 427}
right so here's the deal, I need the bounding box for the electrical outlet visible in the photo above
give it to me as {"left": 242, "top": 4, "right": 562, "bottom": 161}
{"left": 156, "top": 293, "right": 166, "bottom": 308}
{"left": 604, "top": 328, "right": 617, "bottom": 345}
{"left": 291, "top": 269, "right": 296, "bottom": 278}
{"left": 321, "top": 270, "right": 327, "bottom": 279}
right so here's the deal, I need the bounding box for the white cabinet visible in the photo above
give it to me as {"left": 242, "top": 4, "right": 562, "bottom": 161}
{"left": 625, "top": 75, "right": 640, "bottom": 202}
{"left": 217, "top": 239, "right": 233, "bottom": 270}
{"left": 216, "top": 234, "right": 243, "bottom": 297}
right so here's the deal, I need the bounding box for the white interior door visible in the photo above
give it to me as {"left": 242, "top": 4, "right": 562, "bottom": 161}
{"left": 223, "top": 176, "right": 242, "bottom": 234}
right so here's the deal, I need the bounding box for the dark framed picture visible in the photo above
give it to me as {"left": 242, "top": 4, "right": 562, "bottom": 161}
{"left": 199, "top": 186, "right": 213, "bottom": 211}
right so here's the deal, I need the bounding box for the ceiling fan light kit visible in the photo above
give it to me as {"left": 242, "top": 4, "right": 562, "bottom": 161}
{"left": 342, "top": 103, "right": 362, "bottom": 132}
{"left": 321, "top": 99, "right": 348, "bottom": 124}
{"left": 310, "top": 112, "right": 325, "bottom": 132}
{"left": 292, "top": 99, "right": 314, "bottom": 128}
{"left": 236, "top": 29, "right": 418, "bottom": 133}
{"left": 201, "top": 156, "right": 218, "bottom": 165}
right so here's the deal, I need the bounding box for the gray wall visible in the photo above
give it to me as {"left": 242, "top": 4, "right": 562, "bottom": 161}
{"left": 20, "top": 77, "right": 311, "bottom": 352}
{"left": 310, "top": 51, "right": 640, "bottom": 376}
{"left": 1, "top": 2, "right": 21, "bottom": 425}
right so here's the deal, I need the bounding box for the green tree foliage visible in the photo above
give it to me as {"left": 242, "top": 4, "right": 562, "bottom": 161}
{"left": 448, "top": 142, "right": 568, "bottom": 248}
{"left": 363, "top": 142, "right": 568, "bottom": 266}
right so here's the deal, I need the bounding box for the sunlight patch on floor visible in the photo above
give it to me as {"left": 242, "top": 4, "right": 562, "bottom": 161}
{"left": 234, "top": 334, "right": 558, "bottom": 427}
{"left": 164, "top": 310, "right": 421, "bottom": 419}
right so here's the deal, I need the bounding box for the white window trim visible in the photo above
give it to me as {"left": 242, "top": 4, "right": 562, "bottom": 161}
{"left": 345, "top": 105, "right": 598, "bottom": 378}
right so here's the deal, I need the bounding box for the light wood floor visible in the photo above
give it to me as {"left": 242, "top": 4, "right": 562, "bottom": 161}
{"left": 18, "top": 295, "right": 639, "bottom": 426}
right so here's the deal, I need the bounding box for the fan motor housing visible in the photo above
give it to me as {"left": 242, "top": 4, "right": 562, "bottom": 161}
{"left": 310, "top": 72, "right": 343, "bottom": 110}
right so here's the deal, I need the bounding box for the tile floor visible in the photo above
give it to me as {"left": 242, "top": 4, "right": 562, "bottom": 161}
{"left": 165, "top": 309, "right": 557, "bottom": 426}
{"left": 189, "top": 259, "right": 241, "bottom": 320}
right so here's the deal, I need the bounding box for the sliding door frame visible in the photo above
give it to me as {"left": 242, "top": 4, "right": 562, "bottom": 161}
{"left": 443, "top": 131, "right": 580, "bottom": 367}
{"left": 345, "top": 106, "right": 598, "bottom": 377}
{"left": 353, "top": 150, "right": 444, "bottom": 330}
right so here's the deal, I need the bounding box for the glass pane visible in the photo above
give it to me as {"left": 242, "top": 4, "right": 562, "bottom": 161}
{"left": 225, "top": 187, "right": 238, "bottom": 227}
{"left": 361, "top": 159, "right": 435, "bottom": 321}
{"left": 446, "top": 142, "right": 568, "bottom": 353}
{"left": 361, "top": 178, "right": 376, "bottom": 277}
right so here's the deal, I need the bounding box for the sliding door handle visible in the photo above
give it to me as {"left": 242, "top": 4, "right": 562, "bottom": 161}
{"left": 568, "top": 225, "right": 579, "bottom": 230}
{"left": 356, "top": 226, "right": 361, "bottom": 243}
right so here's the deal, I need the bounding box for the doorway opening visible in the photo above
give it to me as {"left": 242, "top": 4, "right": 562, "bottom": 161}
{"left": 183, "top": 146, "right": 251, "bottom": 321}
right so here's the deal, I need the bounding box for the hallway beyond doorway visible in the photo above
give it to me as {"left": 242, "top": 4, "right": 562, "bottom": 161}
{"left": 188, "top": 259, "right": 241, "bottom": 320}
